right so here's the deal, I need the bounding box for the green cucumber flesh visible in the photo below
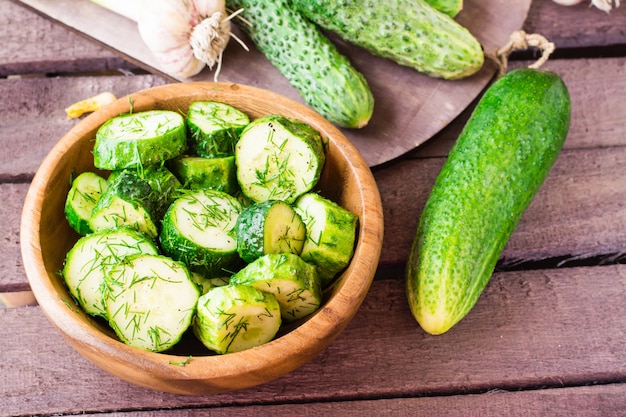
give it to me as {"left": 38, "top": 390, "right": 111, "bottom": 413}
{"left": 235, "top": 199, "right": 306, "bottom": 263}
{"left": 290, "top": 0, "right": 483, "bottom": 79}
{"left": 64, "top": 171, "right": 108, "bottom": 235}
{"left": 89, "top": 170, "right": 159, "bottom": 238}
{"left": 231, "top": 253, "right": 322, "bottom": 322}
{"left": 235, "top": 115, "right": 325, "bottom": 204}
{"left": 406, "top": 68, "right": 571, "bottom": 335}
{"left": 105, "top": 254, "right": 200, "bottom": 352}
{"left": 193, "top": 284, "right": 282, "bottom": 354}
{"left": 294, "top": 192, "right": 358, "bottom": 287}
{"left": 93, "top": 110, "right": 187, "bottom": 170}
{"left": 108, "top": 164, "right": 182, "bottom": 220}
{"left": 225, "top": 0, "right": 374, "bottom": 128}
{"left": 187, "top": 101, "right": 250, "bottom": 158}
{"left": 167, "top": 155, "right": 239, "bottom": 194}
{"left": 63, "top": 228, "right": 159, "bottom": 318}
{"left": 159, "top": 189, "right": 243, "bottom": 277}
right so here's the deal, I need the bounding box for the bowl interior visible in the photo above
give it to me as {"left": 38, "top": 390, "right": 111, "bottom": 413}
{"left": 20, "top": 82, "right": 383, "bottom": 394}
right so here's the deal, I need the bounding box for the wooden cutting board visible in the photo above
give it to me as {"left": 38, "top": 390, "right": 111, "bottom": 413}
{"left": 14, "top": 0, "right": 531, "bottom": 167}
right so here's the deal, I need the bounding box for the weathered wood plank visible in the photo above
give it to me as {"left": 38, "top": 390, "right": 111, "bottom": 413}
{"left": 410, "top": 56, "right": 626, "bottom": 158}
{"left": 0, "top": 0, "right": 137, "bottom": 76}
{"left": 5, "top": 142, "right": 626, "bottom": 291}
{"left": 524, "top": 0, "right": 626, "bottom": 51}
{"left": 376, "top": 143, "right": 626, "bottom": 269}
{"left": 2, "top": 264, "right": 625, "bottom": 416}
{"left": 4, "top": 136, "right": 626, "bottom": 291}
{"left": 0, "top": 183, "right": 29, "bottom": 292}
{"left": 3, "top": 55, "right": 623, "bottom": 180}
{"left": 68, "top": 384, "right": 626, "bottom": 417}
{"left": 0, "top": 75, "right": 169, "bottom": 180}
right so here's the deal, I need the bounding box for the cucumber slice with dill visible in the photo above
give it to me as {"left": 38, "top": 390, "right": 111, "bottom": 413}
{"left": 62, "top": 228, "right": 159, "bottom": 318}
{"left": 105, "top": 253, "right": 200, "bottom": 352}
{"left": 187, "top": 101, "right": 250, "bottom": 158}
{"left": 231, "top": 253, "right": 322, "bottom": 322}
{"left": 167, "top": 155, "right": 238, "bottom": 194}
{"left": 160, "top": 189, "right": 243, "bottom": 277}
{"left": 193, "top": 284, "right": 281, "bottom": 354}
{"left": 108, "top": 164, "right": 182, "bottom": 220}
{"left": 235, "top": 199, "right": 306, "bottom": 263}
{"left": 235, "top": 115, "right": 325, "bottom": 204}
{"left": 93, "top": 110, "right": 187, "bottom": 170}
{"left": 294, "top": 192, "right": 359, "bottom": 287}
{"left": 89, "top": 170, "right": 160, "bottom": 238}
{"left": 64, "top": 171, "right": 108, "bottom": 235}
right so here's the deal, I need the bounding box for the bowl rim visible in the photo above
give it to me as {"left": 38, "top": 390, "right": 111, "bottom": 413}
{"left": 20, "top": 81, "right": 384, "bottom": 394}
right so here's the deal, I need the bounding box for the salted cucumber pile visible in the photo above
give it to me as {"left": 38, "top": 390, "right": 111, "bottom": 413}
{"left": 62, "top": 103, "right": 358, "bottom": 355}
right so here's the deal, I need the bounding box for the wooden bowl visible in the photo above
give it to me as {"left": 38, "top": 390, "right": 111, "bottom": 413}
{"left": 20, "top": 82, "right": 384, "bottom": 395}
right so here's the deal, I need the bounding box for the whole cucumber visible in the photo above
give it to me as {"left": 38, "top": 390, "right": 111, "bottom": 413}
{"left": 290, "top": 0, "right": 483, "bottom": 79}
{"left": 406, "top": 68, "right": 571, "bottom": 334}
{"left": 226, "top": 0, "right": 374, "bottom": 128}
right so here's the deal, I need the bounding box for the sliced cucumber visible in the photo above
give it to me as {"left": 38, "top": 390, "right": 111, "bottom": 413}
{"left": 231, "top": 253, "right": 322, "bottom": 322}
{"left": 93, "top": 110, "right": 187, "bottom": 170}
{"left": 160, "top": 189, "right": 243, "bottom": 277}
{"left": 64, "top": 171, "right": 108, "bottom": 235}
{"left": 167, "top": 155, "right": 238, "bottom": 194}
{"left": 294, "top": 193, "right": 358, "bottom": 287}
{"left": 108, "top": 164, "right": 182, "bottom": 220}
{"left": 89, "top": 170, "right": 159, "bottom": 238}
{"left": 189, "top": 271, "right": 231, "bottom": 295}
{"left": 235, "top": 199, "right": 306, "bottom": 263}
{"left": 235, "top": 115, "right": 325, "bottom": 204}
{"left": 193, "top": 284, "right": 282, "bottom": 354}
{"left": 105, "top": 253, "right": 200, "bottom": 352}
{"left": 62, "top": 228, "right": 159, "bottom": 318}
{"left": 187, "top": 101, "right": 250, "bottom": 158}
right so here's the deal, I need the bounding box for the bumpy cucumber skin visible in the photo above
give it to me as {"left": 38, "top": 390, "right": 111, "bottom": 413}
{"left": 290, "top": 0, "right": 483, "bottom": 79}
{"left": 225, "top": 0, "right": 374, "bottom": 128}
{"left": 187, "top": 101, "right": 250, "bottom": 158}
{"left": 168, "top": 155, "right": 239, "bottom": 194}
{"left": 90, "top": 171, "right": 159, "bottom": 238}
{"left": 406, "top": 69, "right": 571, "bottom": 335}
{"left": 64, "top": 172, "right": 108, "bottom": 235}
{"left": 93, "top": 110, "right": 187, "bottom": 170}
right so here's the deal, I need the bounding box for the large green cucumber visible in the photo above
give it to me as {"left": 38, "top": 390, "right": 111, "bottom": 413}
{"left": 406, "top": 69, "right": 571, "bottom": 335}
{"left": 225, "top": 0, "right": 374, "bottom": 128}
{"left": 290, "top": 0, "right": 483, "bottom": 79}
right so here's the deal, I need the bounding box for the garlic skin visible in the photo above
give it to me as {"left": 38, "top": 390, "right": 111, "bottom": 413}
{"left": 552, "top": 0, "right": 621, "bottom": 11}
{"left": 137, "top": 0, "right": 231, "bottom": 79}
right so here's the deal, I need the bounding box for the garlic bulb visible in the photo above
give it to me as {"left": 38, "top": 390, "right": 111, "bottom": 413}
{"left": 91, "top": 0, "right": 238, "bottom": 79}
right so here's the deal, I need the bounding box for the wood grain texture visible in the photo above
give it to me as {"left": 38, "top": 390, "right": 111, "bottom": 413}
{"left": 0, "top": 0, "right": 137, "bottom": 76}
{"left": 2, "top": 264, "right": 626, "bottom": 415}
{"left": 0, "top": 75, "right": 169, "bottom": 180}
{"left": 376, "top": 145, "right": 626, "bottom": 269}
{"left": 408, "top": 56, "right": 626, "bottom": 158}
{"left": 524, "top": 0, "right": 626, "bottom": 51}
{"left": 0, "top": 184, "right": 29, "bottom": 292}
{"left": 52, "top": 384, "right": 626, "bottom": 417}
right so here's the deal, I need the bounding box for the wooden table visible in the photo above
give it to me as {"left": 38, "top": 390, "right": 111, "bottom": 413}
{"left": 2, "top": 1, "right": 626, "bottom": 415}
